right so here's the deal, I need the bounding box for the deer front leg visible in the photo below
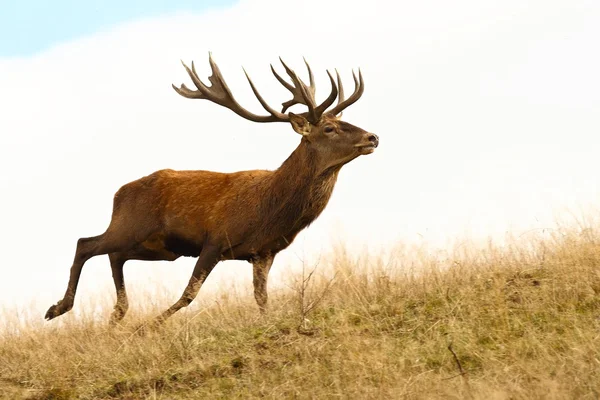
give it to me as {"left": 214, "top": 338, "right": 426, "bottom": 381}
{"left": 155, "top": 244, "right": 221, "bottom": 324}
{"left": 108, "top": 245, "right": 180, "bottom": 325}
{"left": 252, "top": 254, "right": 274, "bottom": 313}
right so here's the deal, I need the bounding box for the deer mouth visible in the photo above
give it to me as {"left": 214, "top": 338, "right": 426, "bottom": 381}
{"left": 356, "top": 144, "right": 377, "bottom": 154}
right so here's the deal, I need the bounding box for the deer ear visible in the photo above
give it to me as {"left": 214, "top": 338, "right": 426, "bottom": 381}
{"left": 289, "top": 113, "right": 311, "bottom": 136}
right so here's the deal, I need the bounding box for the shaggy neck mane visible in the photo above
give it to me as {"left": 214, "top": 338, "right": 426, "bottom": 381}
{"left": 257, "top": 139, "right": 339, "bottom": 242}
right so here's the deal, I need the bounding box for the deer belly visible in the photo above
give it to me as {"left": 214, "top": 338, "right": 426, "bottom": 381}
{"left": 141, "top": 231, "right": 203, "bottom": 257}
{"left": 221, "top": 235, "right": 296, "bottom": 262}
{"left": 163, "top": 235, "right": 203, "bottom": 257}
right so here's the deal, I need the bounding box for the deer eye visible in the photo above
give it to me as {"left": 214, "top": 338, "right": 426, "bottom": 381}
{"left": 324, "top": 126, "right": 335, "bottom": 134}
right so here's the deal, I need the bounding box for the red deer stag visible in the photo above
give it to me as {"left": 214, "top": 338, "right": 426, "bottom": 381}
{"left": 45, "top": 53, "right": 378, "bottom": 324}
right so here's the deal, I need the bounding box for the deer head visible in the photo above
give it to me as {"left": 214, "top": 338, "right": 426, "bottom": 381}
{"left": 172, "top": 53, "right": 379, "bottom": 173}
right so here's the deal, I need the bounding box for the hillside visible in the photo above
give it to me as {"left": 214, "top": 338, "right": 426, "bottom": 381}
{"left": 1, "top": 222, "right": 599, "bottom": 399}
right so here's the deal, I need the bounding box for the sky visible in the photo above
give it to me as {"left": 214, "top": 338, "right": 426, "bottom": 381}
{"left": 1, "top": 0, "right": 599, "bottom": 321}
{"left": 0, "top": 0, "right": 236, "bottom": 57}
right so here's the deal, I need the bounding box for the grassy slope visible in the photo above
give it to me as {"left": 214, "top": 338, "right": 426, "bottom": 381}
{"left": 1, "top": 224, "right": 599, "bottom": 399}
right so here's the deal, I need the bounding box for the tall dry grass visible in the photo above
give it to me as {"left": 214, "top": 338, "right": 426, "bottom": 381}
{"left": 1, "top": 220, "right": 599, "bottom": 399}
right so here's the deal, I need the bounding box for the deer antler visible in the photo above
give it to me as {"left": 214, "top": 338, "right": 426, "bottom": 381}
{"left": 270, "top": 58, "right": 338, "bottom": 123}
{"left": 325, "top": 69, "right": 364, "bottom": 118}
{"left": 173, "top": 52, "right": 288, "bottom": 123}
{"left": 173, "top": 53, "right": 363, "bottom": 124}
{"left": 271, "top": 58, "right": 315, "bottom": 114}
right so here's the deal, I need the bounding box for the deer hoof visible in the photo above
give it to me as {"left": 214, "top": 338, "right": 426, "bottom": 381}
{"left": 44, "top": 301, "right": 71, "bottom": 320}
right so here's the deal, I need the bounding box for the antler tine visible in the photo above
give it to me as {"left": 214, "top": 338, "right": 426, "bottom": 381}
{"left": 171, "top": 60, "right": 209, "bottom": 99}
{"left": 270, "top": 64, "right": 294, "bottom": 92}
{"left": 243, "top": 68, "right": 287, "bottom": 119}
{"left": 206, "top": 53, "right": 234, "bottom": 98}
{"left": 282, "top": 58, "right": 316, "bottom": 106}
{"left": 278, "top": 57, "right": 317, "bottom": 122}
{"left": 334, "top": 69, "right": 345, "bottom": 117}
{"left": 313, "top": 70, "right": 339, "bottom": 116}
{"left": 190, "top": 61, "right": 209, "bottom": 92}
{"left": 325, "top": 68, "right": 364, "bottom": 117}
{"left": 303, "top": 57, "right": 316, "bottom": 94}
{"left": 172, "top": 53, "right": 289, "bottom": 123}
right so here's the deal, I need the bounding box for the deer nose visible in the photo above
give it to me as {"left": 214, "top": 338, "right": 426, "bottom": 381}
{"left": 368, "top": 133, "right": 379, "bottom": 148}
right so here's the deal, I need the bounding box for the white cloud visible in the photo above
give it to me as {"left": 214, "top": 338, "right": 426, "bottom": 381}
{"left": 1, "top": 0, "right": 599, "bottom": 316}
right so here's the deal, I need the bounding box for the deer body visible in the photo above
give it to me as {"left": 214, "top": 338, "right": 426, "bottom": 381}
{"left": 45, "top": 54, "right": 378, "bottom": 324}
{"left": 115, "top": 140, "right": 337, "bottom": 263}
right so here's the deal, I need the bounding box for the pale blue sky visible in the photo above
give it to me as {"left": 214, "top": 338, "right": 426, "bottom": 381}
{"left": 0, "top": 0, "right": 237, "bottom": 57}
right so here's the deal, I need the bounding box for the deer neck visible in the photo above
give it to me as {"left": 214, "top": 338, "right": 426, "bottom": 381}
{"left": 262, "top": 139, "right": 340, "bottom": 235}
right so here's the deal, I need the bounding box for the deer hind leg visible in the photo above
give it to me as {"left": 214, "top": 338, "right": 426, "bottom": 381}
{"left": 108, "top": 252, "right": 129, "bottom": 325}
{"left": 154, "top": 243, "right": 221, "bottom": 324}
{"left": 252, "top": 254, "right": 274, "bottom": 314}
{"left": 44, "top": 229, "right": 144, "bottom": 321}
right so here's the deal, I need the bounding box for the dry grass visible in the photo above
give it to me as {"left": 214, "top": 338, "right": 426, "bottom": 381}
{"left": 1, "top": 221, "right": 600, "bottom": 399}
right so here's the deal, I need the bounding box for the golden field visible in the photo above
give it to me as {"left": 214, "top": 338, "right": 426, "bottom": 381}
{"left": 1, "top": 220, "right": 599, "bottom": 399}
